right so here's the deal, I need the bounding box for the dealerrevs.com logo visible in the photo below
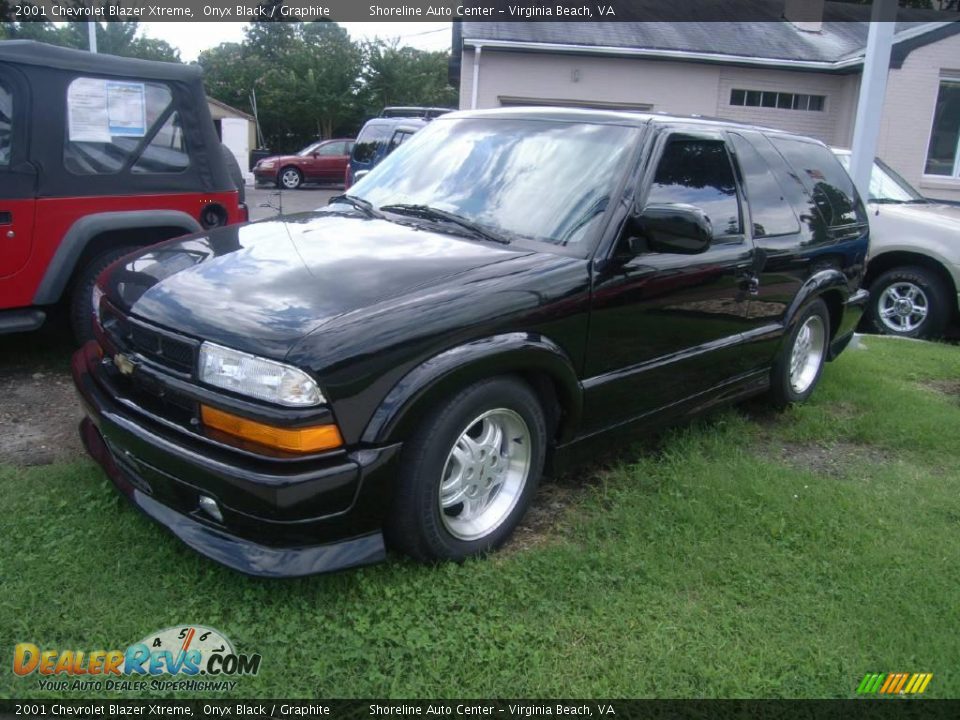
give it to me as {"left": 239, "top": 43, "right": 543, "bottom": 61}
{"left": 13, "top": 625, "right": 261, "bottom": 692}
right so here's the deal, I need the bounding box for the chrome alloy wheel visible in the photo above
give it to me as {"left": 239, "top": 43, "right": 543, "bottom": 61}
{"left": 789, "top": 315, "right": 826, "bottom": 395}
{"left": 438, "top": 408, "right": 532, "bottom": 541}
{"left": 280, "top": 168, "right": 301, "bottom": 189}
{"left": 878, "top": 282, "right": 928, "bottom": 333}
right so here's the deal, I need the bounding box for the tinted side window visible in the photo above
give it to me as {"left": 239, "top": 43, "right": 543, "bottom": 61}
{"left": 315, "top": 142, "right": 343, "bottom": 157}
{"left": 729, "top": 133, "right": 799, "bottom": 237}
{"left": 769, "top": 137, "right": 864, "bottom": 227}
{"left": 387, "top": 130, "right": 414, "bottom": 155}
{"left": 352, "top": 125, "right": 390, "bottom": 163}
{"left": 645, "top": 137, "right": 741, "bottom": 237}
{"left": 0, "top": 78, "right": 11, "bottom": 167}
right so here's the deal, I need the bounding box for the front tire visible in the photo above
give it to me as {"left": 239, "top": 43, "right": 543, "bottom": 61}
{"left": 69, "top": 245, "right": 137, "bottom": 345}
{"left": 278, "top": 166, "right": 302, "bottom": 190}
{"left": 866, "top": 266, "right": 949, "bottom": 339}
{"left": 385, "top": 377, "right": 547, "bottom": 563}
{"left": 769, "top": 298, "right": 829, "bottom": 408}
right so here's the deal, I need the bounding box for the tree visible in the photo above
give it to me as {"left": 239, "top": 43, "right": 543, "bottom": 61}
{"left": 200, "top": 22, "right": 363, "bottom": 152}
{"left": 1, "top": 10, "right": 180, "bottom": 63}
{"left": 360, "top": 39, "right": 458, "bottom": 115}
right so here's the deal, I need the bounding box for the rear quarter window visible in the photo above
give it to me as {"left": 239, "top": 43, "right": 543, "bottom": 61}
{"left": 769, "top": 136, "right": 865, "bottom": 227}
{"left": 729, "top": 133, "right": 800, "bottom": 237}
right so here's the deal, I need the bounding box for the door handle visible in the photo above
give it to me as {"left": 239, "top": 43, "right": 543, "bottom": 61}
{"left": 738, "top": 272, "right": 760, "bottom": 296}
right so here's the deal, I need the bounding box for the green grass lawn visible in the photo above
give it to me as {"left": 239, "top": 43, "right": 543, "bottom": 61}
{"left": 1, "top": 336, "right": 958, "bottom": 699}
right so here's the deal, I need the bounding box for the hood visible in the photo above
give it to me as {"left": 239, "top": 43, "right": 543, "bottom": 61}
{"left": 102, "top": 211, "right": 532, "bottom": 359}
{"left": 874, "top": 201, "right": 960, "bottom": 228}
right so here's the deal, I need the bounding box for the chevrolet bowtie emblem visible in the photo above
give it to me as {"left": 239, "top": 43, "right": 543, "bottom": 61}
{"left": 114, "top": 353, "right": 136, "bottom": 376}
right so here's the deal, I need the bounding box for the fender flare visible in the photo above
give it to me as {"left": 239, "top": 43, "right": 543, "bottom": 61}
{"left": 783, "top": 268, "right": 850, "bottom": 334}
{"left": 360, "top": 332, "right": 584, "bottom": 445}
{"left": 33, "top": 210, "right": 202, "bottom": 305}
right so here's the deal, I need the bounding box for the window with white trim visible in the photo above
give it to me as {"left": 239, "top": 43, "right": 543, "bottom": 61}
{"left": 729, "top": 89, "right": 825, "bottom": 112}
{"left": 924, "top": 79, "right": 960, "bottom": 178}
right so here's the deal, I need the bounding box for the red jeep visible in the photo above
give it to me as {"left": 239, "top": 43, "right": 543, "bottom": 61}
{"left": 0, "top": 41, "right": 247, "bottom": 343}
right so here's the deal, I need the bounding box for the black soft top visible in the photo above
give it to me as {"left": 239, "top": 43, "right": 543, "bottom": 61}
{"left": 0, "top": 40, "right": 200, "bottom": 81}
{"left": 0, "top": 41, "right": 235, "bottom": 198}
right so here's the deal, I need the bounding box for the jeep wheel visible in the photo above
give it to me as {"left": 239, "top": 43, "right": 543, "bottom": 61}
{"left": 867, "top": 266, "right": 949, "bottom": 339}
{"left": 278, "top": 167, "right": 302, "bottom": 190}
{"left": 769, "top": 298, "right": 829, "bottom": 408}
{"left": 385, "top": 377, "right": 546, "bottom": 563}
{"left": 70, "top": 246, "right": 137, "bottom": 345}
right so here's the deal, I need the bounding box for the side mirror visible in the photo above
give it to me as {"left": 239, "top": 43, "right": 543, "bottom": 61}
{"left": 635, "top": 203, "right": 713, "bottom": 255}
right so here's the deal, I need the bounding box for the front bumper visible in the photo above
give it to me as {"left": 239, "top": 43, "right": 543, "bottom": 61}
{"left": 829, "top": 287, "right": 869, "bottom": 359}
{"left": 73, "top": 342, "right": 401, "bottom": 577}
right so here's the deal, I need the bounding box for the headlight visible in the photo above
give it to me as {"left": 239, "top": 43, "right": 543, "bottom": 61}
{"left": 198, "top": 342, "right": 324, "bottom": 407}
{"left": 91, "top": 285, "right": 104, "bottom": 322}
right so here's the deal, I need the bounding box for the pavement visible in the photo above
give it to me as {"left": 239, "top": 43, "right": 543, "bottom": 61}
{"left": 246, "top": 185, "right": 341, "bottom": 221}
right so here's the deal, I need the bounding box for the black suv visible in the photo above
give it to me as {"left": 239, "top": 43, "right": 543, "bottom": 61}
{"left": 74, "top": 108, "right": 869, "bottom": 577}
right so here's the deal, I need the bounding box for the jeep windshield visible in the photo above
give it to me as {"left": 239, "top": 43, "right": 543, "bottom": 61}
{"left": 343, "top": 117, "right": 641, "bottom": 248}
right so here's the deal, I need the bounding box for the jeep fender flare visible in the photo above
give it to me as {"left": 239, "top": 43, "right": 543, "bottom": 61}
{"left": 33, "top": 210, "right": 202, "bottom": 305}
{"left": 361, "top": 332, "right": 583, "bottom": 446}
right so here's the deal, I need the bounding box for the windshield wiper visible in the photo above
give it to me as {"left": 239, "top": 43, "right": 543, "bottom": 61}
{"left": 328, "top": 194, "right": 383, "bottom": 219}
{"left": 379, "top": 204, "right": 510, "bottom": 244}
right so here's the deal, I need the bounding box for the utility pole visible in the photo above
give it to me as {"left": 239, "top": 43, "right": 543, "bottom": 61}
{"left": 849, "top": 0, "right": 898, "bottom": 202}
{"left": 87, "top": 22, "right": 97, "bottom": 53}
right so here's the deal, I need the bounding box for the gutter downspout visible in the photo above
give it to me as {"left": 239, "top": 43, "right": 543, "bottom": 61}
{"left": 471, "top": 45, "right": 482, "bottom": 110}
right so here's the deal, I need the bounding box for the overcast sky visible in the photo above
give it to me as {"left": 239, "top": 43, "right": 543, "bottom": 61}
{"left": 139, "top": 22, "right": 453, "bottom": 61}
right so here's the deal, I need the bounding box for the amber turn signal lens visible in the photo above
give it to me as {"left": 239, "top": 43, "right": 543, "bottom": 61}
{"left": 200, "top": 405, "right": 343, "bottom": 453}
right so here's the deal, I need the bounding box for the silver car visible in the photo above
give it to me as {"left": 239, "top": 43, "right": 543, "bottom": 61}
{"left": 835, "top": 150, "right": 959, "bottom": 339}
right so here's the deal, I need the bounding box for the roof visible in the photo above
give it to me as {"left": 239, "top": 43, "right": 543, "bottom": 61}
{"left": 444, "top": 106, "right": 818, "bottom": 140}
{"left": 460, "top": 4, "right": 960, "bottom": 71}
{"left": 0, "top": 40, "right": 200, "bottom": 81}
{"left": 207, "top": 96, "right": 255, "bottom": 121}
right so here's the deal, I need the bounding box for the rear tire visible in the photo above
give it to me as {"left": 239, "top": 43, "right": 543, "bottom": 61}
{"left": 769, "top": 298, "right": 829, "bottom": 408}
{"left": 69, "top": 246, "right": 137, "bottom": 345}
{"left": 866, "top": 266, "right": 949, "bottom": 339}
{"left": 278, "top": 166, "right": 302, "bottom": 190}
{"left": 385, "top": 377, "right": 546, "bottom": 563}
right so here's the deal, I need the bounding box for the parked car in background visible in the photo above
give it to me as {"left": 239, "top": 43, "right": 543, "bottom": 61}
{"left": 253, "top": 138, "right": 354, "bottom": 190}
{"left": 344, "top": 107, "right": 451, "bottom": 189}
{"left": 834, "top": 149, "right": 960, "bottom": 338}
{"left": 0, "top": 41, "right": 247, "bottom": 344}
{"left": 75, "top": 108, "right": 868, "bottom": 577}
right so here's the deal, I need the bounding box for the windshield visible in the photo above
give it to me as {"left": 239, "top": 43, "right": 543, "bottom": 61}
{"left": 835, "top": 153, "right": 924, "bottom": 203}
{"left": 347, "top": 117, "right": 641, "bottom": 248}
{"left": 297, "top": 142, "right": 322, "bottom": 157}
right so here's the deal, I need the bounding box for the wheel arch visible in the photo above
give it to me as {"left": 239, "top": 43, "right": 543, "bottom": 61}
{"left": 33, "top": 211, "right": 201, "bottom": 305}
{"left": 865, "top": 250, "right": 957, "bottom": 307}
{"left": 783, "top": 268, "right": 849, "bottom": 339}
{"left": 360, "top": 333, "right": 583, "bottom": 447}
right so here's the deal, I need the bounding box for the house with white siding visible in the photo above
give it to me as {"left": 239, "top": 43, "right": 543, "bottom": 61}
{"left": 450, "top": 5, "right": 960, "bottom": 201}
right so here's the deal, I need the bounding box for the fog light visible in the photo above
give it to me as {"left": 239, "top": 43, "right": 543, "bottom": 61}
{"left": 198, "top": 495, "right": 223, "bottom": 523}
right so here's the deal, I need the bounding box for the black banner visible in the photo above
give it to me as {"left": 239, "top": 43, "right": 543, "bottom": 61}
{"left": 2, "top": 0, "right": 959, "bottom": 23}
{"left": 3, "top": 700, "right": 960, "bottom": 720}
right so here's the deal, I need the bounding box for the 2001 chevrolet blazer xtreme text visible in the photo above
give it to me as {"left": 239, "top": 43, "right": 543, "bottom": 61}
{"left": 73, "top": 108, "right": 870, "bottom": 577}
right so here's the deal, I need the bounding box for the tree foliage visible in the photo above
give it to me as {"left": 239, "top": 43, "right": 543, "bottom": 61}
{"left": 199, "top": 23, "right": 457, "bottom": 153}
{"left": 1, "top": 7, "right": 180, "bottom": 62}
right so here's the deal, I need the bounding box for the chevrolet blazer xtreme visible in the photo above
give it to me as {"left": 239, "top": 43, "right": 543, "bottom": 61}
{"left": 73, "top": 108, "right": 870, "bottom": 577}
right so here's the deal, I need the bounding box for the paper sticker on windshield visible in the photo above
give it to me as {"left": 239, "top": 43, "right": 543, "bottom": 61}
{"left": 68, "top": 77, "right": 111, "bottom": 143}
{"left": 106, "top": 81, "right": 146, "bottom": 137}
{"left": 68, "top": 78, "right": 146, "bottom": 142}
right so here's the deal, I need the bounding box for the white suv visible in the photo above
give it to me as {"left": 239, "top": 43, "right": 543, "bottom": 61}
{"left": 835, "top": 150, "right": 960, "bottom": 339}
